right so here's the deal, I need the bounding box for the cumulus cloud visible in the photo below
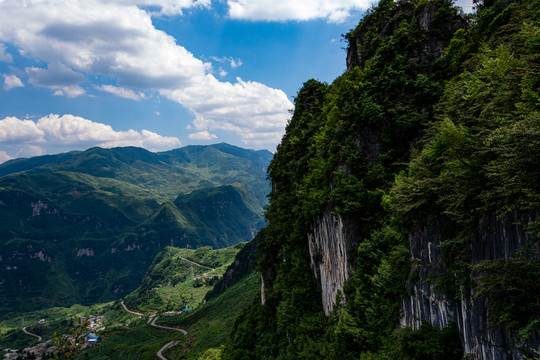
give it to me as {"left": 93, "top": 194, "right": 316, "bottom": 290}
{"left": 227, "top": 0, "right": 373, "bottom": 22}
{"left": 0, "top": 0, "right": 293, "bottom": 149}
{"left": 4, "top": 1, "right": 208, "bottom": 89}
{"left": 0, "top": 151, "right": 13, "bottom": 164}
{"left": 16, "top": 145, "right": 45, "bottom": 158}
{"left": 26, "top": 63, "right": 85, "bottom": 97}
{"left": 112, "top": 0, "right": 211, "bottom": 16}
{"left": 3, "top": 74, "right": 24, "bottom": 90}
{"left": 162, "top": 76, "right": 291, "bottom": 148}
{"left": 0, "top": 115, "right": 181, "bottom": 157}
{"left": 0, "top": 117, "right": 45, "bottom": 144}
{"left": 188, "top": 130, "right": 218, "bottom": 140}
{"left": 230, "top": 58, "right": 243, "bottom": 68}
{"left": 36, "top": 114, "right": 181, "bottom": 151}
{"left": 97, "top": 85, "right": 146, "bottom": 101}
{"left": 0, "top": 43, "right": 12, "bottom": 62}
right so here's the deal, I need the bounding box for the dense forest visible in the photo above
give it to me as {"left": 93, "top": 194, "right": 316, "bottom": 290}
{"left": 222, "top": 0, "right": 540, "bottom": 358}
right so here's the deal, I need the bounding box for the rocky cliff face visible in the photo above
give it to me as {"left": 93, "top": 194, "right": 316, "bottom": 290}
{"left": 304, "top": 1, "right": 468, "bottom": 319}
{"left": 346, "top": 4, "right": 462, "bottom": 71}
{"left": 308, "top": 210, "right": 357, "bottom": 315}
{"left": 401, "top": 212, "right": 539, "bottom": 359}
{"left": 306, "top": 195, "right": 539, "bottom": 357}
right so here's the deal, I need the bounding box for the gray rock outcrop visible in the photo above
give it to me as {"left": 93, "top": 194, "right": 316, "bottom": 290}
{"left": 401, "top": 212, "right": 539, "bottom": 359}
{"left": 308, "top": 210, "right": 357, "bottom": 315}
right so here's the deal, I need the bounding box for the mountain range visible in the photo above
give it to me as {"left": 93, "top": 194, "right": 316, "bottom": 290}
{"left": 0, "top": 143, "right": 271, "bottom": 315}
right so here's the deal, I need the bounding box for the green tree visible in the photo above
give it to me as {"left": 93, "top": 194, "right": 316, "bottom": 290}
{"left": 51, "top": 313, "right": 90, "bottom": 359}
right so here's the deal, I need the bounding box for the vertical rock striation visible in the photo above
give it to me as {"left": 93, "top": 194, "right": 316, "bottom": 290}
{"left": 401, "top": 212, "right": 539, "bottom": 359}
{"left": 308, "top": 209, "right": 357, "bottom": 315}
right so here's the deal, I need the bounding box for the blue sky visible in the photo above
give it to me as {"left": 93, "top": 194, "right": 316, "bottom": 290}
{"left": 0, "top": 0, "right": 473, "bottom": 163}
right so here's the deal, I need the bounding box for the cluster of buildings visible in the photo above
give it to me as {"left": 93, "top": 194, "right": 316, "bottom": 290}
{"left": 4, "top": 340, "right": 55, "bottom": 360}
{"left": 3, "top": 316, "right": 104, "bottom": 360}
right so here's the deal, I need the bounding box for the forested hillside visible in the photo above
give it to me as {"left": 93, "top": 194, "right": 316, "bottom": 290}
{"left": 0, "top": 243, "right": 251, "bottom": 359}
{"left": 0, "top": 143, "right": 270, "bottom": 315}
{"left": 224, "top": 0, "right": 540, "bottom": 358}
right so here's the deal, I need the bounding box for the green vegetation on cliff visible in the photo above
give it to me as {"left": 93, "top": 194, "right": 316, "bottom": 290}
{"left": 224, "top": 0, "right": 539, "bottom": 358}
{"left": 390, "top": 0, "right": 540, "bottom": 295}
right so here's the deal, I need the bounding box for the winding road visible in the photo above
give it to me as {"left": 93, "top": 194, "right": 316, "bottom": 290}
{"left": 120, "top": 301, "right": 187, "bottom": 360}
{"left": 22, "top": 327, "right": 42, "bottom": 342}
{"left": 150, "top": 316, "right": 187, "bottom": 335}
{"left": 151, "top": 316, "right": 188, "bottom": 360}
{"left": 119, "top": 257, "right": 212, "bottom": 359}
{"left": 157, "top": 340, "right": 180, "bottom": 360}
{"left": 121, "top": 301, "right": 144, "bottom": 316}
{"left": 179, "top": 256, "right": 214, "bottom": 271}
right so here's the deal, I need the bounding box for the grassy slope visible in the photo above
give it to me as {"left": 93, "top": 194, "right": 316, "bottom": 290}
{"left": 123, "top": 244, "right": 245, "bottom": 314}
{"left": 157, "top": 273, "right": 259, "bottom": 360}
{"left": 77, "top": 274, "right": 259, "bottom": 359}
{"left": 0, "top": 242, "right": 256, "bottom": 357}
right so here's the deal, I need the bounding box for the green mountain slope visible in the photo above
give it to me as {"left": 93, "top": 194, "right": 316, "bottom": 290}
{"left": 173, "top": 184, "right": 264, "bottom": 247}
{"left": 157, "top": 272, "right": 260, "bottom": 360}
{"left": 0, "top": 143, "right": 272, "bottom": 204}
{"left": 0, "top": 241, "right": 257, "bottom": 359}
{"left": 0, "top": 144, "right": 270, "bottom": 315}
{"left": 122, "top": 244, "right": 246, "bottom": 314}
{"left": 223, "top": 0, "right": 539, "bottom": 359}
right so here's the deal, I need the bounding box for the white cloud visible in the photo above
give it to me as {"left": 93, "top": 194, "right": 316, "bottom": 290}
{"left": 162, "top": 76, "right": 291, "bottom": 148}
{"left": 230, "top": 58, "right": 242, "bottom": 68}
{"left": 16, "top": 145, "right": 45, "bottom": 158}
{"left": 211, "top": 56, "right": 243, "bottom": 69}
{"left": 188, "top": 130, "right": 217, "bottom": 140}
{"left": 3, "top": 74, "right": 24, "bottom": 90}
{"left": 36, "top": 114, "right": 181, "bottom": 151}
{"left": 227, "top": 0, "right": 373, "bottom": 22}
{"left": 26, "top": 63, "right": 85, "bottom": 97}
{"left": 0, "top": 151, "right": 13, "bottom": 164}
{"left": 218, "top": 68, "right": 228, "bottom": 77}
{"left": 0, "top": 0, "right": 293, "bottom": 150}
{"left": 111, "top": 0, "right": 211, "bottom": 16}
{"left": 97, "top": 85, "right": 146, "bottom": 101}
{"left": 0, "top": 43, "right": 12, "bottom": 62}
{"left": 0, "top": 115, "right": 181, "bottom": 155}
{"left": 0, "top": 117, "right": 45, "bottom": 144}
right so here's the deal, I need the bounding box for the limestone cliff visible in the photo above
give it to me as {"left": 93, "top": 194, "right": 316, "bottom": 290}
{"left": 312, "top": 0, "right": 463, "bottom": 318}
{"left": 226, "top": 0, "right": 539, "bottom": 358}
{"left": 308, "top": 210, "right": 357, "bottom": 315}
{"left": 401, "top": 213, "right": 539, "bottom": 359}
{"left": 307, "top": 0, "right": 540, "bottom": 356}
